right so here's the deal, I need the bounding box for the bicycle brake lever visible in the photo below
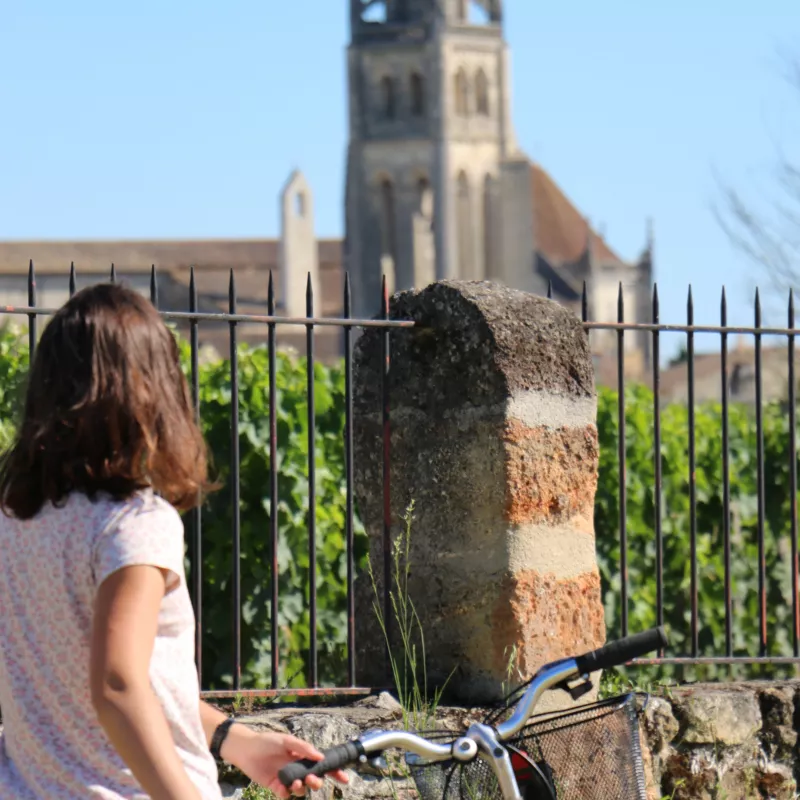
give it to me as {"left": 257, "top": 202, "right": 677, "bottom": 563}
{"left": 558, "top": 677, "right": 594, "bottom": 701}
{"left": 364, "top": 754, "right": 389, "bottom": 771}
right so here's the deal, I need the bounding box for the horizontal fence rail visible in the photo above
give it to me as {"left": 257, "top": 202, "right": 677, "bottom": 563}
{"left": 7, "top": 264, "right": 800, "bottom": 694}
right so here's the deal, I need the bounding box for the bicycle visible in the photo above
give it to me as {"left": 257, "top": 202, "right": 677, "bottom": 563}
{"left": 278, "top": 627, "right": 668, "bottom": 800}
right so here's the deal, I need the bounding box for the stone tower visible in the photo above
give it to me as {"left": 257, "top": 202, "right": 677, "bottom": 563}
{"left": 345, "top": 0, "right": 516, "bottom": 317}
{"left": 279, "top": 170, "right": 320, "bottom": 318}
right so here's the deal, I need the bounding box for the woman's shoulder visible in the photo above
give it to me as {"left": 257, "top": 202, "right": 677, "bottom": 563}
{"left": 69, "top": 489, "right": 183, "bottom": 537}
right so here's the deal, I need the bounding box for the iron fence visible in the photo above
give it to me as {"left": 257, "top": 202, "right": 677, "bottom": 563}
{"left": 11, "top": 261, "right": 414, "bottom": 699}
{"left": 567, "top": 278, "right": 800, "bottom": 671}
{"left": 10, "top": 263, "right": 800, "bottom": 696}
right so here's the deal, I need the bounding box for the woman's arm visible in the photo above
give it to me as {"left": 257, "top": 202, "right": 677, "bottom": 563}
{"left": 91, "top": 565, "right": 202, "bottom": 800}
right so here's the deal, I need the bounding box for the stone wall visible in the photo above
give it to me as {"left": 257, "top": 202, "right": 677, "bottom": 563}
{"left": 215, "top": 683, "right": 800, "bottom": 799}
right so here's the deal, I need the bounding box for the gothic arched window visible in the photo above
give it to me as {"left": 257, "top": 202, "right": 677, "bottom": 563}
{"left": 456, "top": 171, "right": 473, "bottom": 278}
{"left": 454, "top": 69, "right": 469, "bottom": 116}
{"left": 417, "top": 176, "right": 433, "bottom": 219}
{"left": 381, "top": 76, "right": 396, "bottom": 119}
{"left": 379, "top": 178, "right": 397, "bottom": 263}
{"left": 410, "top": 72, "right": 425, "bottom": 116}
{"left": 475, "top": 69, "right": 489, "bottom": 116}
{"left": 483, "top": 174, "right": 496, "bottom": 278}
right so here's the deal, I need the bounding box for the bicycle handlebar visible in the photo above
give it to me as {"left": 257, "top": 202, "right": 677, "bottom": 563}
{"left": 278, "top": 741, "right": 365, "bottom": 786}
{"left": 574, "top": 626, "right": 668, "bottom": 675}
{"left": 277, "top": 627, "right": 668, "bottom": 788}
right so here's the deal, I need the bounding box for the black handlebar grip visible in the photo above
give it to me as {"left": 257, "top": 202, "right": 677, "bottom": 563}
{"left": 278, "top": 741, "right": 365, "bottom": 787}
{"left": 574, "top": 626, "right": 668, "bottom": 675}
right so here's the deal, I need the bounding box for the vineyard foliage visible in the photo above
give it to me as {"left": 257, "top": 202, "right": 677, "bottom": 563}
{"left": 0, "top": 322, "right": 798, "bottom": 686}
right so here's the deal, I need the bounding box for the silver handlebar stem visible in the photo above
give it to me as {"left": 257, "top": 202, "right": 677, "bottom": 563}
{"left": 494, "top": 658, "right": 581, "bottom": 741}
{"left": 360, "top": 730, "right": 477, "bottom": 763}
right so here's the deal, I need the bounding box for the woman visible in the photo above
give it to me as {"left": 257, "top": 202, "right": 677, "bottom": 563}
{"left": 0, "top": 284, "right": 347, "bottom": 799}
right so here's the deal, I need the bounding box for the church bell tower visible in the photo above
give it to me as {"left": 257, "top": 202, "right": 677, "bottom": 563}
{"left": 344, "top": 0, "right": 516, "bottom": 317}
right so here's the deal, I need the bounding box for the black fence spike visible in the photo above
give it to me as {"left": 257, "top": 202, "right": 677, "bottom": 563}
{"left": 150, "top": 265, "right": 158, "bottom": 307}
{"left": 581, "top": 281, "right": 588, "bottom": 322}
{"left": 267, "top": 270, "right": 275, "bottom": 314}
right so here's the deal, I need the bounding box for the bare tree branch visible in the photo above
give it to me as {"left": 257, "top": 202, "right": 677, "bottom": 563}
{"left": 715, "top": 57, "right": 800, "bottom": 295}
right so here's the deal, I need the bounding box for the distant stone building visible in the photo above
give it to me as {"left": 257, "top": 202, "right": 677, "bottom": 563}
{"left": 659, "top": 339, "right": 798, "bottom": 407}
{"left": 0, "top": 0, "right": 653, "bottom": 376}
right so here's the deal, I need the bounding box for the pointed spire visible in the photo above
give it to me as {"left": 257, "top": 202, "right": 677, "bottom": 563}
{"left": 617, "top": 281, "right": 624, "bottom": 322}
{"left": 721, "top": 286, "right": 727, "bottom": 327}
{"left": 755, "top": 287, "right": 761, "bottom": 328}
{"left": 344, "top": 272, "right": 352, "bottom": 318}
{"left": 790, "top": 288, "right": 795, "bottom": 329}
{"left": 267, "top": 270, "right": 275, "bottom": 316}
{"left": 150, "top": 265, "right": 158, "bottom": 308}
{"left": 652, "top": 283, "right": 659, "bottom": 325}
{"left": 547, "top": 279, "right": 553, "bottom": 300}
{"left": 687, "top": 285, "right": 694, "bottom": 325}
{"left": 581, "top": 281, "right": 588, "bottom": 322}
{"left": 110, "top": 263, "right": 117, "bottom": 284}
{"left": 228, "top": 269, "right": 236, "bottom": 313}
{"left": 306, "top": 272, "right": 314, "bottom": 317}
{"left": 28, "top": 260, "right": 36, "bottom": 306}
{"left": 69, "top": 262, "right": 76, "bottom": 297}
{"left": 189, "top": 266, "right": 197, "bottom": 313}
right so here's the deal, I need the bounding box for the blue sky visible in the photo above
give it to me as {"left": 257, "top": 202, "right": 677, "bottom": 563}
{"left": 2, "top": 0, "right": 800, "bottom": 357}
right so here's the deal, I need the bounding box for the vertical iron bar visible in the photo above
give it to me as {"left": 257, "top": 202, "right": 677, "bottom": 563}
{"left": 189, "top": 268, "right": 202, "bottom": 684}
{"left": 652, "top": 285, "right": 664, "bottom": 646}
{"left": 547, "top": 280, "right": 553, "bottom": 300}
{"left": 617, "top": 283, "right": 628, "bottom": 637}
{"left": 229, "top": 270, "right": 241, "bottom": 690}
{"left": 721, "top": 288, "right": 733, "bottom": 657}
{"left": 790, "top": 290, "right": 799, "bottom": 657}
{"left": 69, "top": 262, "right": 76, "bottom": 297}
{"left": 150, "top": 265, "right": 159, "bottom": 307}
{"left": 382, "top": 275, "right": 393, "bottom": 665}
{"left": 27, "top": 261, "right": 36, "bottom": 358}
{"left": 688, "top": 287, "right": 698, "bottom": 657}
{"left": 344, "top": 273, "right": 356, "bottom": 686}
{"left": 306, "top": 274, "right": 318, "bottom": 688}
{"left": 268, "top": 273, "right": 280, "bottom": 689}
{"left": 755, "top": 289, "right": 767, "bottom": 657}
{"left": 110, "top": 263, "right": 117, "bottom": 284}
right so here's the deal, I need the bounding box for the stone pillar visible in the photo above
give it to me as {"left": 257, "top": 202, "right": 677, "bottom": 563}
{"left": 353, "top": 280, "right": 605, "bottom": 705}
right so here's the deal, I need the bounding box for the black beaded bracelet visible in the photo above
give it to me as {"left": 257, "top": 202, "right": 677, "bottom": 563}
{"left": 210, "top": 717, "right": 237, "bottom": 762}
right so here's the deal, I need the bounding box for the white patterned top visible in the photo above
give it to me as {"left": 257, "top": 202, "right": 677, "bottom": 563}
{"left": 0, "top": 490, "right": 222, "bottom": 799}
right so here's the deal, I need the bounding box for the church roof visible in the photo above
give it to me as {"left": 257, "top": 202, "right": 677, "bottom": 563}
{"left": 530, "top": 163, "right": 624, "bottom": 267}
{"left": 0, "top": 239, "right": 342, "bottom": 275}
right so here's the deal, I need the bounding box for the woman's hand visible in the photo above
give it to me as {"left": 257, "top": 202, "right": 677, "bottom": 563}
{"left": 224, "top": 729, "right": 350, "bottom": 798}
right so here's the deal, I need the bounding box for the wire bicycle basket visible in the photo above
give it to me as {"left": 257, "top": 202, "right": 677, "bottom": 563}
{"left": 407, "top": 693, "right": 648, "bottom": 800}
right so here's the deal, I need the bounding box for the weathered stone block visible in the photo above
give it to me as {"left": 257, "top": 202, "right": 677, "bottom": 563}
{"left": 676, "top": 688, "right": 761, "bottom": 746}
{"left": 352, "top": 280, "right": 603, "bottom": 704}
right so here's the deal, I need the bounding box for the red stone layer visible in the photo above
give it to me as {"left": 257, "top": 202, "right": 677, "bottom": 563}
{"left": 503, "top": 420, "right": 599, "bottom": 525}
{"left": 491, "top": 569, "right": 606, "bottom": 677}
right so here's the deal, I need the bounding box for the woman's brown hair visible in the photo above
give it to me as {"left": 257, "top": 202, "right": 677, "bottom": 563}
{"left": 0, "top": 283, "right": 212, "bottom": 519}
